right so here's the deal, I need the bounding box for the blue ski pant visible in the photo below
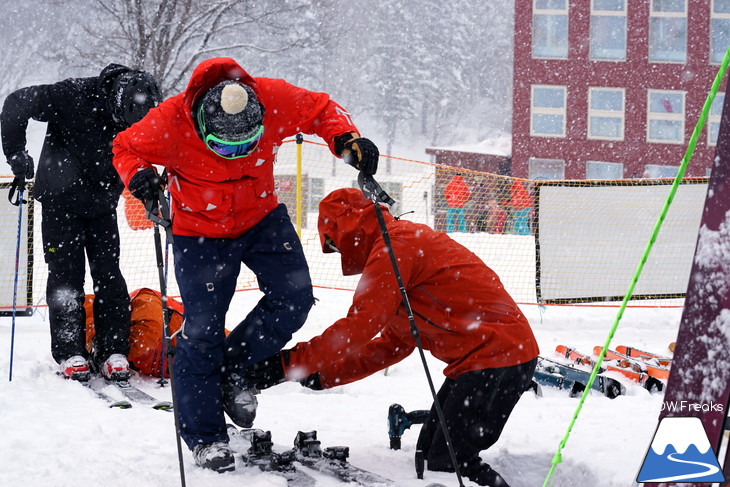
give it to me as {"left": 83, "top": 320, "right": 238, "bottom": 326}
{"left": 172, "top": 205, "right": 314, "bottom": 449}
{"left": 446, "top": 207, "right": 466, "bottom": 233}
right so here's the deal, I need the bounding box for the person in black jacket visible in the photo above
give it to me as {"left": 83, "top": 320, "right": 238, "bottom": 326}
{"left": 1, "top": 64, "right": 161, "bottom": 381}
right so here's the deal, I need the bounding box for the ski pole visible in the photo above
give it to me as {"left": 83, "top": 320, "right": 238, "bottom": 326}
{"left": 145, "top": 189, "right": 186, "bottom": 487}
{"left": 158, "top": 188, "right": 171, "bottom": 387}
{"left": 358, "top": 173, "right": 465, "bottom": 487}
{"left": 8, "top": 177, "right": 27, "bottom": 381}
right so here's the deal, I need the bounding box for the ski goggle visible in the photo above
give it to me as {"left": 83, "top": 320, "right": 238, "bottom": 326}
{"left": 197, "top": 105, "right": 264, "bottom": 159}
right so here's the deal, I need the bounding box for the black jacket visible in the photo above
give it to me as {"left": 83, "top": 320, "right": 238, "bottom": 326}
{"left": 1, "top": 69, "right": 129, "bottom": 214}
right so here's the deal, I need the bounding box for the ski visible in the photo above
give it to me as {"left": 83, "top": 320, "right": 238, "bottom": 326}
{"left": 654, "top": 88, "right": 730, "bottom": 484}
{"left": 535, "top": 355, "right": 625, "bottom": 399}
{"left": 80, "top": 381, "right": 133, "bottom": 409}
{"left": 89, "top": 376, "right": 173, "bottom": 411}
{"left": 593, "top": 346, "right": 670, "bottom": 381}
{"left": 229, "top": 426, "right": 316, "bottom": 486}
{"left": 614, "top": 345, "right": 672, "bottom": 367}
{"left": 556, "top": 345, "right": 663, "bottom": 392}
{"left": 58, "top": 372, "right": 132, "bottom": 408}
{"left": 292, "top": 430, "right": 395, "bottom": 487}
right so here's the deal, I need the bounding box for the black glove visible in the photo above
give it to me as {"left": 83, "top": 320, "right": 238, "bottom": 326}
{"left": 128, "top": 167, "right": 161, "bottom": 203}
{"left": 245, "top": 352, "right": 287, "bottom": 390}
{"left": 335, "top": 133, "right": 379, "bottom": 175}
{"left": 7, "top": 150, "right": 34, "bottom": 180}
{"left": 299, "top": 372, "right": 323, "bottom": 391}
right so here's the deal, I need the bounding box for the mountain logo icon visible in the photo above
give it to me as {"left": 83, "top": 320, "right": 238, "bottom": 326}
{"left": 636, "top": 416, "right": 725, "bottom": 483}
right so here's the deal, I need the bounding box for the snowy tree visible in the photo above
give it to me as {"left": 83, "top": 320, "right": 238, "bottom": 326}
{"left": 57, "top": 0, "right": 335, "bottom": 94}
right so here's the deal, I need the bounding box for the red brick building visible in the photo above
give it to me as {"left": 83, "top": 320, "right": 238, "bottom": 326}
{"left": 511, "top": 0, "right": 728, "bottom": 180}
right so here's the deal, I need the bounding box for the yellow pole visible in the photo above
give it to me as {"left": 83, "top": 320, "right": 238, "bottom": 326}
{"left": 295, "top": 134, "right": 303, "bottom": 236}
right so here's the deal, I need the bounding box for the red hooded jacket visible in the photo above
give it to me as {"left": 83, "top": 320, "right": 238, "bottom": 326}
{"left": 113, "top": 57, "right": 359, "bottom": 238}
{"left": 284, "top": 188, "right": 539, "bottom": 389}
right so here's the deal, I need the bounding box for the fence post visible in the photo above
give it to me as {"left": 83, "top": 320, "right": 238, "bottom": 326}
{"left": 295, "top": 134, "right": 304, "bottom": 236}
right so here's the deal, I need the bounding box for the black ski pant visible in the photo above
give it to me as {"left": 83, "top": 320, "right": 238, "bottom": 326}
{"left": 416, "top": 358, "right": 537, "bottom": 476}
{"left": 41, "top": 203, "right": 130, "bottom": 365}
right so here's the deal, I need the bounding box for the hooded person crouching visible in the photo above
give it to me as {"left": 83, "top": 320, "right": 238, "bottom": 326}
{"left": 246, "top": 187, "right": 539, "bottom": 487}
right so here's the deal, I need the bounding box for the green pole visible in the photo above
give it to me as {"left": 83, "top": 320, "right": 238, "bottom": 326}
{"left": 542, "top": 46, "right": 730, "bottom": 487}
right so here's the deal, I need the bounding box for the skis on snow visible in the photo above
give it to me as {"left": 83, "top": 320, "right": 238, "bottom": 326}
{"left": 69, "top": 374, "right": 172, "bottom": 411}
{"left": 96, "top": 377, "right": 173, "bottom": 411}
{"left": 292, "top": 430, "right": 394, "bottom": 486}
{"left": 533, "top": 355, "right": 626, "bottom": 399}
{"left": 80, "top": 380, "right": 132, "bottom": 409}
{"left": 237, "top": 428, "right": 316, "bottom": 487}
{"left": 229, "top": 426, "right": 395, "bottom": 486}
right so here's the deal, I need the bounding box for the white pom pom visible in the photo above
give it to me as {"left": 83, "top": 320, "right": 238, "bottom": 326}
{"left": 220, "top": 84, "right": 248, "bottom": 115}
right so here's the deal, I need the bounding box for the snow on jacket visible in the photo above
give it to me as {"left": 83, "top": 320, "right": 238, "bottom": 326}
{"left": 284, "top": 188, "right": 539, "bottom": 389}
{"left": 1, "top": 70, "right": 127, "bottom": 213}
{"left": 444, "top": 175, "right": 471, "bottom": 208}
{"left": 113, "top": 57, "right": 359, "bottom": 238}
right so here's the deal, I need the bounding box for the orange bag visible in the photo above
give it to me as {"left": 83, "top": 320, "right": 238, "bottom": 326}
{"left": 85, "top": 288, "right": 184, "bottom": 377}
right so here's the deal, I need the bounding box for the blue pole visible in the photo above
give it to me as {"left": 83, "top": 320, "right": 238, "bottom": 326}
{"left": 9, "top": 187, "right": 25, "bottom": 381}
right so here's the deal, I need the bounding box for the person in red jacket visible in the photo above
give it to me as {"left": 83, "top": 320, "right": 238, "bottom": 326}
{"left": 444, "top": 173, "right": 471, "bottom": 232}
{"left": 113, "top": 57, "right": 379, "bottom": 472}
{"left": 246, "top": 188, "right": 539, "bottom": 487}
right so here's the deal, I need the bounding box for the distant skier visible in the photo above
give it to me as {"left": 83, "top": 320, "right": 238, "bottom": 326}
{"left": 113, "top": 57, "right": 379, "bottom": 472}
{"left": 1, "top": 64, "right": 161, "bottom": 382}
{"left": 246, "top": 187, "right": 539, "bottom": 487}
{"left": 444, "top": 172, "right": 471, "bottom": 232}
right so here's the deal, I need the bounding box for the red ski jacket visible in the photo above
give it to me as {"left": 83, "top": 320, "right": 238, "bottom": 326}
{"left": 444, "top": 175, "right": 471, "bottom": 208}
{"left": 284, "top": 188, "right": 539, "bottom": 389}
{"left": 113, "top": 57, "right": 359, "bottom": 238}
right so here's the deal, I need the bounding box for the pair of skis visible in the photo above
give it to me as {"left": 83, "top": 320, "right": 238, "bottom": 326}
{"left": 230, "top": 426, "right": 399, "bottom": 486}
{"left": 534, "top": 355, "right": 626, "bottom": 399}
{"left": 78, "top": 375, "right": 172, "bottom": 411}
{"left": 555, "top": 345, "right": 669, "bottom": 392}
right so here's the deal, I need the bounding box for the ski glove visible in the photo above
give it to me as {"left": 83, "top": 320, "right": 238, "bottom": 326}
{"left": 128, "top": 167, "right": 162, "bottom": 203}
{"left": 335, "top": 133, "right": 379, "bottom": 175}
{"left": 299, "top": 372, "right": 323, "bottom": 391}
{"left": 245, "top": 351, "right": 287, "bottom": 390}
{"left": 7, "top": 150, "right": 34, "bottom": 180}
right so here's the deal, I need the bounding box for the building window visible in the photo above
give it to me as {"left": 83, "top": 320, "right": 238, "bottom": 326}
{"left": 531, "top": 85, "right": 567, "bottom": 137}
{"left": 588, "top": 87, "right": 625, "bottom": 140}
{"left": 590, "top": 0, "right": 627, "bottom": 61}
{"left": 647, "top": 90, "right": 685, "bottom": 144}
{"left": 711, "top": 0, "right": 730, "bottom": 64}
{"left": 708, "top": 92, "right": 725, "bottom": 146}
{"left": 644, "top": 164, "right": 680, "bottom": 178}
{"left": 649, "top": 0, "right": 687, "bottom": 63}
{"left": 532, "top": 0, "right": 568, "bottom": 59}
{"left": 529, "top": 158, "right": 566, "bottom": 180}
{"left": 586, "top": 161, "right": 624, "bottom": 179}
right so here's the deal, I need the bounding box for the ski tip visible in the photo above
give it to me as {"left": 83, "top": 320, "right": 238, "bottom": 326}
{"left": 110, "top": 401, "right": 133, "bottom": 409}
{"left": 153, "top": 401, "right": 174, "bottom": 411}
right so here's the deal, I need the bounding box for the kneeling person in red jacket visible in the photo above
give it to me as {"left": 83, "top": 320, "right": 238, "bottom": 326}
{"left": 246, "top": 188, "right": 539, "bottom": 487}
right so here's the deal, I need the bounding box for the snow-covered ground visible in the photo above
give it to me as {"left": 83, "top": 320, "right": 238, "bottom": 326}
{"left": 0, "top": 288, "right": 680, "bottom": 487}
